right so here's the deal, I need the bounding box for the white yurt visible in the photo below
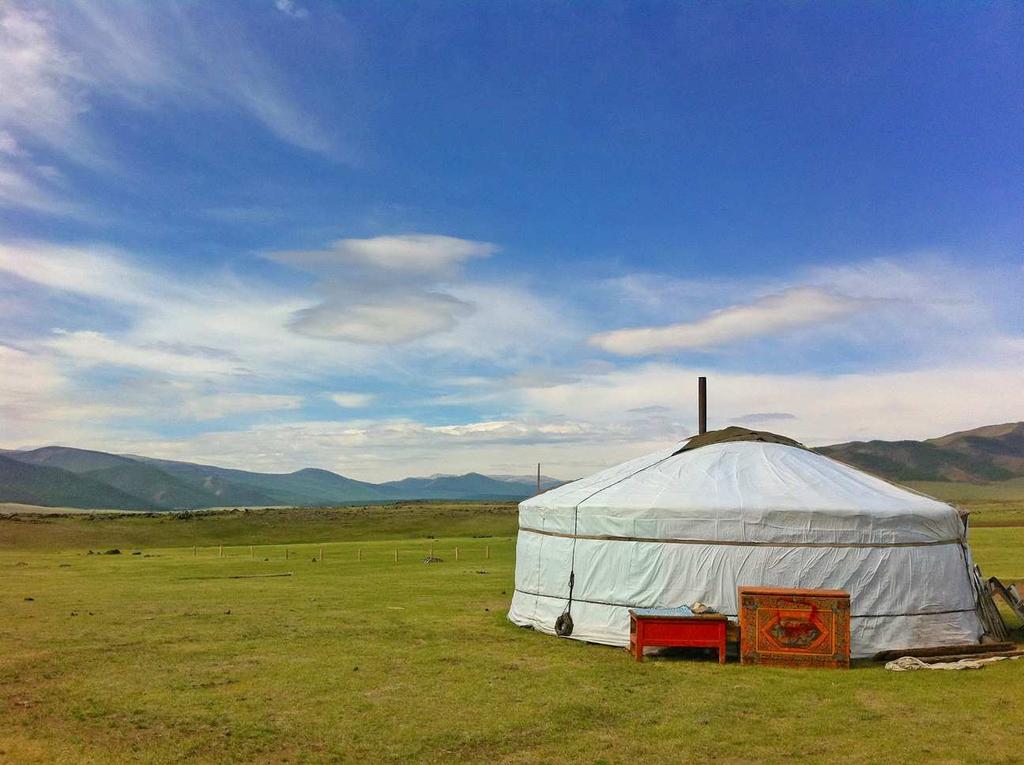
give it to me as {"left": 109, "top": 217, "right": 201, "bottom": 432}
{"left": 507, "top": 427, "right": 987, "bottom": 658}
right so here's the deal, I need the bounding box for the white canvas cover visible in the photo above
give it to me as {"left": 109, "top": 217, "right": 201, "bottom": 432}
{"left": 507, "top": 440, "right": 984, "bottom": 658}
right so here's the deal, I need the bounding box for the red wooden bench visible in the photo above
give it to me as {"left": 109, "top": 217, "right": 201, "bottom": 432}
{"left": 628, "top": 608, "right": 728, "bottom": 663}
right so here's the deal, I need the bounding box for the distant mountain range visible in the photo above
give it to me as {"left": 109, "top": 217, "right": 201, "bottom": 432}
{"left": 814, "top": 422, "right": 1024, "bottom": 483}
{"left": 0, "top": 446, "right": 564, "bottom": 511}
{"left": 2, "top": 421, "right": 1021, "bottom": 511}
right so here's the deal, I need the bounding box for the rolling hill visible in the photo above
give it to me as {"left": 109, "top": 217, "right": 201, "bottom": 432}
{"left": 0, "top": 455, "right": 150, "bottom": 510}
{"left": 0, "top": 447, "right": 545, "bottom": 510}
{"left": 130, "top": 457, "right": 385, "bottom": 506}
{"left": 7, "top": 445, "right": 140, "bottom": 474}
{"left": 815, "top": 422, "right": 1024, "bottom": 483}
{"left": 377, "top": 472, "right": 540, "bottom": 500}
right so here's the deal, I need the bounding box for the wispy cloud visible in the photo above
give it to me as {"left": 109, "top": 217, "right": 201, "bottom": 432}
{"left": 45, "top": 330, "right": 249, "bottom": 377}
{"left": 0, "top": 342, "right": 150, "bottom": 446}
{"left": 180, "top": 393, "right": 304, "bottom": 421}
{"left": 0, "top": 340, "right": 303, "bottom": 443}
{"left": 0, "top": 241, "right": 158, "bottom": 307}
{"left": 0, "top": 4, "right": 96, "bottom": 162}
{"left": 0, "top": 240, "right": 342, "bottom": 385}
{"left": 590, "top": 287, "right": 865, "bottom": 355}
{"left": 421, "top": 281, "right": 583, "bottom": 365}
{"left": 0, "top": 131, "right": 87, "bottom": 216}
{"left": 0, "top": 0, "right": 346, "bottom": 215}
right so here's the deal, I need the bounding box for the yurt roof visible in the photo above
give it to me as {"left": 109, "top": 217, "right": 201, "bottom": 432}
{"left": 523, "top": 429, "right": 955, "bottom": 518}
{"left": 677, "top": 425, "right": 805, "bottom": 452}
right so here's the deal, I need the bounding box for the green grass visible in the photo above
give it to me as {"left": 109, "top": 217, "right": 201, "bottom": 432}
{"left": 906, "top": 480, "right": 1024, "bottom": 526}
{"left": 907, "top": 477, "right": 1024, "bottom": 502}
{"left": 0, "top": 502, "right": 520, "bottom": 551}
{"left": 2, "top": 505, "right": 1022, "bottom": 764}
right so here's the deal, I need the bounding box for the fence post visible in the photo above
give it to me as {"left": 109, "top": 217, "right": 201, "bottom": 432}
{"left": 193, "top": 545, "right": 197, "bottom": 557}
{"left": 486, "top": 545, "right": 490, "bottom": 560}
{"left": 394, "top": 549, "right": 398, "bottom": 563}
{"left": 357, "top": 549, "right": 362, "bottom": 562}
{"left": 455, "top": 547, "right": 459, "bottom": 561}
{"left": 319, "top": 546, "right": 323, "bottom": 562}
{"left": 219, "top": 544, "right": 223, "bottom": 558}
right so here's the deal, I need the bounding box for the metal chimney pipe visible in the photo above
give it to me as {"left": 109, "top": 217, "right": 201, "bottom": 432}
{"left": 698, "top": 377, "right": 707, "bottom": 435}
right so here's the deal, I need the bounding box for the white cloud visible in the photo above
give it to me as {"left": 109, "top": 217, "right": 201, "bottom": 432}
{"left": 270, "top": 234, "right": 496, "bottom": 277}
{"left": 330, "top": 392, "right": 376, "bottom": 408}
{"left": 268, "top": 234, "right": 506, "bottom": 346}
{"left": 274, "top": 0, "right": 309, "bottom": 19}
{"left": 590, "top": 287, "right": 865, "bottom": 355}
{"left": 289, "top": 292, "right": 473, "bottom": 344}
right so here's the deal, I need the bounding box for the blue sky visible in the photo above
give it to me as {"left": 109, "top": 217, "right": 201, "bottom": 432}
{"left": 1, "top": 1, "right": 1022, "bottom": 480}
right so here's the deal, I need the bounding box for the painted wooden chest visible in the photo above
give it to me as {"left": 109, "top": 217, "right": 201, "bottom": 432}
{"left": 738, "top": 586, "right": 851, "bottom": 669}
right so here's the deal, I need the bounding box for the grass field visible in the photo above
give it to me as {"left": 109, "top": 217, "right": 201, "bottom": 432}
{"left": 907, "top": 480, "right": 1024, "bottom": 526}
{"left": 2, "top": 503, "right": 1022, "bottom": 764}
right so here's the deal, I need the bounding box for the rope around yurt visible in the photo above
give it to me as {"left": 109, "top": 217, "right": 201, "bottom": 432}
{"left": 553, "top": 452, "right": 680, "bottom": 637}
{"left": 554, "top": 501, "right": 578, "bottom": 636}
